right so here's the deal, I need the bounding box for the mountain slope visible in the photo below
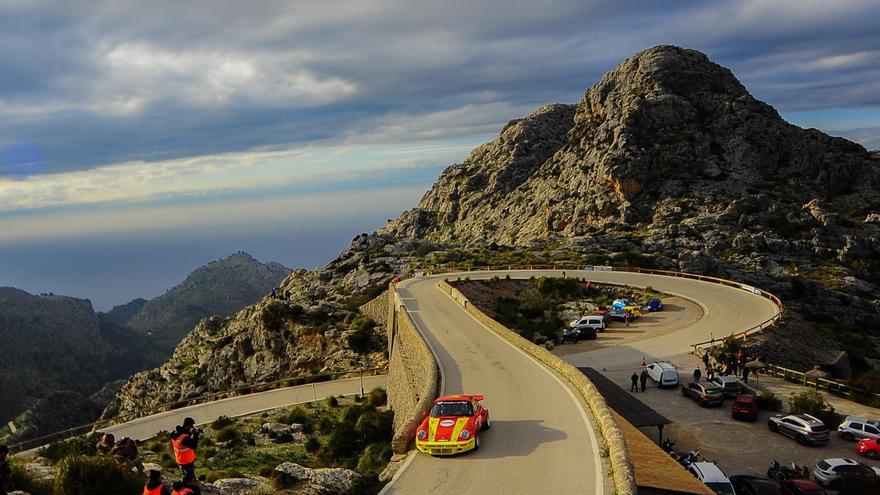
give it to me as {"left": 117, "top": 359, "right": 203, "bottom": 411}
{"left": 124, "top": 252, "right": 291, "bottom": 354}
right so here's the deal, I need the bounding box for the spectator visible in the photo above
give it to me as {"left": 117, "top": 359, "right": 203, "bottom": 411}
{"left": 96, "top": 433, "right": 115, "bottom": 455}
{"left": 702, "top": 351, "right": 710, "bottom": 369}
{"left": 630, "top": 372, "right": 639, "bottom": 392}
{"left": 693, "top": 367, "right": 702, "bottom": 382}
{"left": 706, "top": 365, "right": 715, "bottom": 381}
{"left": 640, "top": 370, "right": 648, "bottom": 392}
{"left": 112, "top": 436, "right": 146, "bottom": 475}
{"left": 142, "top": 469, "right": 171, "bottom": 495}
{"left": 743, "top": 366, "right": 750, "bottom": 384}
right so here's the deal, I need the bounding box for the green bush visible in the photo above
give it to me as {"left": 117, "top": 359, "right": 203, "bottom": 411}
{"left": 211, "top": 415, "right": 234, "bottom": 430}
{"left": 356, "top": 410, "right": 393, "bottom": 444}
{"left": 38, "top": 434, "right": 98, "bottom": 462}
{"left": 215, "top": 425, "right": 240, "bottom": 443}
{"left": 757, "top": 391, "right": 782, "bottom": 411}
{"left": 324, "top": 422, "right": 360, "bottom": 460}
{"left": 347, "top": 316, "right": 377, "bottom": 353}
{"left": 10, "top": 462, "right": 53, "bottom": 495}
{"left": 789, "top": 390, "right": 843, "bottom": 427}
{"left": 325, "top": 396, "right": 339, "bottom": 408}
{"left": 368, "top": 388, "right": 387, "bottom": 407}
{"left": 53, "top": 455, "right": 142, "bottom": 495}
{"left": 356, "top": 443, "right": 393, "bottom": 476}
{"left": 278, "top": 407, "right": 311, "bottom": 431}
{"left": 305, "top": 436, "right": 321, "bottom": 453}
{"left": 272, "top": 432, "right": 294, "bottom": 444}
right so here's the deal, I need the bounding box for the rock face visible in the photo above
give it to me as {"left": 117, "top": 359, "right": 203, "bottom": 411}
{"left": 122, "top": 252, "right": 291, "bottom": 355}
{"left": 386, "top": 46, "right": 879, "bottom": 244}
{"left": 274, "top": 462, "right": 362, "bottom": 495}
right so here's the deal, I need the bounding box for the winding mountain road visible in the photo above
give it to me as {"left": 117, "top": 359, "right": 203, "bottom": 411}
{"left": 382, "top": 269, "right": 779, "bottom": 495}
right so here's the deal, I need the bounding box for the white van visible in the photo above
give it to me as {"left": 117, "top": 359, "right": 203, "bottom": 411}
{"left": 569, "top": 316, "right": 606, "bottom": 332}
{"left": 645, "top": 361, "right": 679, "bottom": 388}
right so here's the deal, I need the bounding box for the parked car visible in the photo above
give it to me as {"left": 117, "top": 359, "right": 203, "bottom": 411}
{"left": 812, "top": 458, "right": 880, "bottom": 488}
{"left": 709, "top": 376, "right": 741, "bottom": 398}
{"left": 646, "top": 297, "right": 662, "bottom": 312}
{"left": 590, "top": 310, "right": 610, "bottom": 326}
{"left": 682, "top": 382, "right": 724, "bottom": 407}
{"left": 732, "top": 394, "right": 758, "bottom": 421}
{"left": 729, "top": 475, "right": 780, "bottom": 495}
{"left": 767, "top": 414, "right": 830, "bottom": 445}
{"left": 611, "top": 298, "right": 636, "bottom": 310}
{"left": 688, "top": 461, "right": 735, "bottom": 495}
{"left": 779, "top": 479, "right": 827, "bottom": 495}
{"left": 560, "top": 326, "right": 597, "bottom": 343}
{"left": 837, "top": 416, "right": 880, "bottom": 441}
{"left": 645, "top": 361, "right": 679, "bottom": 387}
{"left": 856, "top": 437, "right": 880, "bottom": 459}
{"left": 608, "top": 309, "right": 639, "bottom": 322}
{"left": 569, "top": 316, "right": 606, "bottom": 333}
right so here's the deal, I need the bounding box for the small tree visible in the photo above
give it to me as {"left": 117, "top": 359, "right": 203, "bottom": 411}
{"left": 789, "top": 390, "right": 841, "bottom": 427}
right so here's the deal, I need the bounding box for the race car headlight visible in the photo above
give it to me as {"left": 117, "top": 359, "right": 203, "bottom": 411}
{"left": 417, "top": 429, "right": 427, "bottom": 440}
{"left": 459, "top": 429, "right": 470, "bottom": 440}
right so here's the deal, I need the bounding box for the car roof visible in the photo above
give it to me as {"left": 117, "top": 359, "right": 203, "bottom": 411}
{"left": 844, "top": 416, "right": 879, "bottom": 425}
{"left": 651, "top": 361, "right": 675, "bottom": 369}
{"left": 435, "top": 394, "right": 480, "bottom": 402}
{"left": 690, "top": 462, "right": 729, "bottom": 482}
{"left": 735, "top": 395, "right": 756, "bottom": 402}
{"left": 821, "top": 458, "right": 857, "bottom": 467}
{"left": 794, "top": 414, "right": 824, "bottom": 425}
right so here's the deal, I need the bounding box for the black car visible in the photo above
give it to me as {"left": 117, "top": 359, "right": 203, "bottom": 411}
{"left": 730, "top": 475, "right": 781, "bottom": 495}
{"left": 681, "top": 382, "right": 724, "bottom": 406}
{"left": 560, "top": 326, "right": 597, "bottom": 343}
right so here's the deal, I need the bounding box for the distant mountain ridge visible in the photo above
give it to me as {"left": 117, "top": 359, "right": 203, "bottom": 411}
{"left": 120, "top": 252, "right": 291, "bottom": 355}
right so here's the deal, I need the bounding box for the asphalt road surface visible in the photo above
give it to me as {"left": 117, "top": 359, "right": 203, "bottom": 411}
{"left": 100, "top": 375, "right": 387, "bottom": 441}
{"left": 384, "top": 269, "right": 778, "bottom": 495}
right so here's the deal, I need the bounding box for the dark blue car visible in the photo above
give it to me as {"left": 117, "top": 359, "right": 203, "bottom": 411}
{"left": 647, "top": 298, "right": 662, "bottom": 312}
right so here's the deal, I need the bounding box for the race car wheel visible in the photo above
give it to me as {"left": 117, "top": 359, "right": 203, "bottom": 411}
{"left": 474, "top": 436, "right": 480, "bottom": 451}
{"left": 482, "top": 415, "right": 491, "bottom": 431}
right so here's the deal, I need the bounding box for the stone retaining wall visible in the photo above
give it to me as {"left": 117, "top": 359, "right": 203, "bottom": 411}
{"left": 439, "top": 280, "right": 637, "bottom": 495}
{"left": 385, "top": 287, "right": 439, "bottom": 454}
{"left": 359, "top": 289, "right": 389, "bottom": 329}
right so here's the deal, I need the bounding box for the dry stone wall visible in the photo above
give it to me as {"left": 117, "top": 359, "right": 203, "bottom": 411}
{"left": 358, "top": 290, "right": 389, "bottom": 329}
{"left": 439, "top": 280, "right": 637, "bottom": 495}
{"left": 385, "top": 287, "right": 439, "bottom": 454}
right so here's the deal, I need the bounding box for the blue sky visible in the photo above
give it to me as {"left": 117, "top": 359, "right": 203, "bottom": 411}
{"left": 1, "top": 0, "right": 879, "bottom": 309}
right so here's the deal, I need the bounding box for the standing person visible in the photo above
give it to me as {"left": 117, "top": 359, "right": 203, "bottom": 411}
{"left": 170, "top": 418, "right": 200, "bottom": 484}
{"left": 693, "top": 367, "right": 702, "bottom": 383}
{"left": 706, "top": 365, "right": 715, "bottom": 381}
{"left": 743, "top": 366, "right": 750, "bottom": 385}
{"left": 630, "top": 372, "right": 639, "bottom": 392}
{"left": 640, "top": 370, "right": 649, "bottom": 392}
{"left": 1, "top": 445, "right": 13, "bottom": 495}
{"left": 142, "top": 469, "right": 170, "bottom": 495}
{"left": 702, "top": 351, "right": 710, "bottom": 369}
{"left": 730, "top": 360, "right": 739, "bottom": 378}
{"left": 172, "top": 480, "right": 199, "bottom": 495}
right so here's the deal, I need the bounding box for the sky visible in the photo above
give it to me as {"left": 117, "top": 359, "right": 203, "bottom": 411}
{"left": 1, "top": 0, "right": 879, "bottom": 310}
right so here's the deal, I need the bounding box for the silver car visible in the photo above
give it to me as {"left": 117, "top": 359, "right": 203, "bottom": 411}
{"left": 767, "top": 414, "right": 830, "bottom": 445}
{"left": 813, "top": 458, "right": 880, "bottom": 488}
{"left": 838, "top": 416, "right": 880, "bottom": 441}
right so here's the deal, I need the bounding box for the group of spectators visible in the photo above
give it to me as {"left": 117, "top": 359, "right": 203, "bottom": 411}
{"left": 700, "top": 349, "right": 759, "bottom": 383}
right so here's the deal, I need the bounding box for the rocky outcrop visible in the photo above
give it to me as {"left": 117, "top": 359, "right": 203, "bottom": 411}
{"left": 124, "top": 252, "right": 291, "bottom": 354}
{"left": 274, "top": 462, "right": 362, "bottom": 495}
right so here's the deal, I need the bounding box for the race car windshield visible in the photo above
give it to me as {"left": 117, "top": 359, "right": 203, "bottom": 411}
{"left": 431, "top": 401, "right": 473, "bottom": 417}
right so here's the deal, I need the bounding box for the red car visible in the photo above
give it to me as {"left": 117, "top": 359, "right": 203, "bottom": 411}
{"left": 780, "top": 479, "right": 827, "bottom": 495}
{"left": 415, "top": 394, "right": 490, "bottom": 455}
{"left": 732, "top": 394, "right": 758, "bottom": 421}
{"left": 857, "top": 437, "right": 880, "bottom": 459}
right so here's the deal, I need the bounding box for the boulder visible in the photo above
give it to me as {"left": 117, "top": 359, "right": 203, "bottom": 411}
{"left": 211, "top": 478, "right": 273, "bottom": 495}
{"left": 274, "top": 462, "right": 362, "bottom": 494}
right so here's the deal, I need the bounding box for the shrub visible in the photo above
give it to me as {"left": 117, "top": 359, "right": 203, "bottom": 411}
{"left": 324, "top": 422, "right": 360, "bottom": 460}
{"left": 38, "top": 434, "right": 98, "bottom": 462}
{"left": 356, "top": 443, "right": 393, "bottom": 476}
{"left": 272, "top": 432, "right": 294, "bottom": 443}
{"left": 211, "top": 415, "right": 234, "bottom": 430}
{"left": 757, "top": 391, "right": 782, "bottom": 411}
{"left": 368, "top": 388, "right": 387, "bottom": 407}
{"left": 53, "top": 455, "right": 142, "bottom": 495}
{"left": 789, "top": 390, "right": 843, "bottom": 427}
{"left": 10, "top": 462, "right": 53, "bottom": 495}
{"left": 305, "top": 436, "right": 321, "bottom": 453}
{"left": 353, "top": 395, "right": 364, "bottom": 403}
{"left": 325, "top": 396, "right": 339, "bottom": 408}
{"left": 278, "top": 407, "right": 311, "bottom": 428}
{"left": 356, "top": 410, "right": 393, "bottom": 444}
{"left": 215, "top": 425, "right": 240, "bottom": 443}
{"left": 347, "top": 316, "right": 377, "bottom": 353}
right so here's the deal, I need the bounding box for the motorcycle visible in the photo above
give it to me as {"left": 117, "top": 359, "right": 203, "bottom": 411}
{"left": 661, "top": 437, "right": 676, "bottom": 454}
{"left": 678, "top": 449, "right": 701, "bottom": 468}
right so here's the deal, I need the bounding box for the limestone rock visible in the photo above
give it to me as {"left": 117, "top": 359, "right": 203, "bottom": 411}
{"left": 211, "top": 478, "right": 273, "bottom": 495}
{"left": 274, "top": 462, "right": 362, "bottom": 494}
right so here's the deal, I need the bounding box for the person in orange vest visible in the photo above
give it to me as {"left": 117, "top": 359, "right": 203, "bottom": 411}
{"left": 142, "top": 469, "right": 170, "bottom": 495}
{"left": 172, "top": 480, "right": 195, "bottom": 495}
{"left": 170, "top": 418, "right": 200, "bottom": 484}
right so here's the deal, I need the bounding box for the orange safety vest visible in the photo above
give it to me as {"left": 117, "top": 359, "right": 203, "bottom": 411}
{"left": 171, "top": 433, "right": 196, "bottom": 465}
{"left": 172, "top": 489, "right": 193, "bottom": 495}
{"left": 143, "top": 484, "right": 164, "bottom": 495}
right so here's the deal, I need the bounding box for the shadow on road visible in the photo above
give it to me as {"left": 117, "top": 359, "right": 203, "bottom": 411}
{"left": 474, "top": 419, "right": 568, "bottom": 459}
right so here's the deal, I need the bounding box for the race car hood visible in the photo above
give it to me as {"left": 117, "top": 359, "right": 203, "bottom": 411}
{"left": 428, "top": 416, "right": 473, "bottom": 442}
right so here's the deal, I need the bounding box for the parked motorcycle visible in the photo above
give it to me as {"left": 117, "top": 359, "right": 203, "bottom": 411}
{"left": 661, "top": 437, "right": 676, "bottom": 454}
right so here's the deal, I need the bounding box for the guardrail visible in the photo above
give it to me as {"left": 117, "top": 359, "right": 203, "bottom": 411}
{"left": 9, "top": 367, "right": 385, "bottom": 454}
{"left": 764, "top": 364, "right": 880, "bottom": 403}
